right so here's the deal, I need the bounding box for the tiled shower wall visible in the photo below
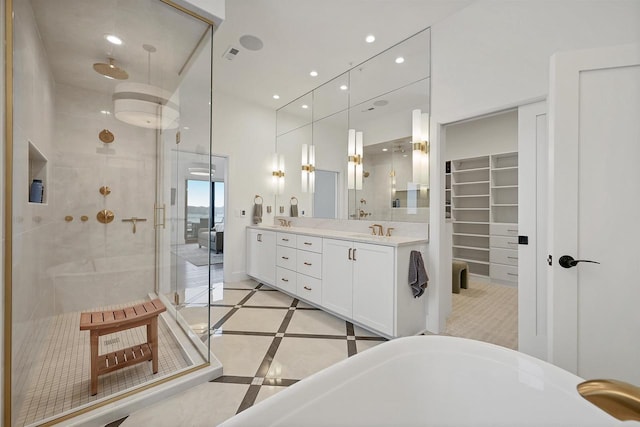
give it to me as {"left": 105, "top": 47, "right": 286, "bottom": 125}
{"left": 12, "top": 0, "right": 57, "bottom": 416}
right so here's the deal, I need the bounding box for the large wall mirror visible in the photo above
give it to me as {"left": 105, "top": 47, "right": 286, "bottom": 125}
{"left": 276, "top": 28, "right": 431, "bottom": 223}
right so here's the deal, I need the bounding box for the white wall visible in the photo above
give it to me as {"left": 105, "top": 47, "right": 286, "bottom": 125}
{"left": 428, "top": 0, "right": 640, "bottom": 332}
{"left": 211, "top": 92, "right": 276, "bottom": 282}
{"left": 445, "top": 110, "right": 517, "bottom": 160}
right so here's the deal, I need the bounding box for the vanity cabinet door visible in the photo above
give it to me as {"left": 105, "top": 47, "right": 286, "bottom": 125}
{"left": 247, "top": 229, "right": 276, "bottom": 285}
{"left": 352, "top": 242, "right": 394, "bottom": 336}
{"left": 322, "top": 239, "right": 354, "bottom": 318}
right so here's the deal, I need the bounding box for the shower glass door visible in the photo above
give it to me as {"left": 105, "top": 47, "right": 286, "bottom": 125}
{"left": 8, "top": 1, "right": 214, "bottom": 425}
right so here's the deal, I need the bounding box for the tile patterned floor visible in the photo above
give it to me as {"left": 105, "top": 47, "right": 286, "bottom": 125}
{"left": 15, "top": 301, "right": 192, "bottom": 427}
{"left": 120, "top": 280, "right": 388, "bottom": 426}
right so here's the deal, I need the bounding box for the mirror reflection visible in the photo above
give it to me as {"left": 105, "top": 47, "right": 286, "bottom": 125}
{"left": 275, "top": 28, "right": 430, "bottom": 223}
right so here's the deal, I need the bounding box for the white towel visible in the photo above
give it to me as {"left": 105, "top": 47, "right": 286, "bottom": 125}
{"left": 253, "top": 203, "right": 263, "bottom": 224}
{"left": 408, "top": 250, "right": 429, "bottom": 298}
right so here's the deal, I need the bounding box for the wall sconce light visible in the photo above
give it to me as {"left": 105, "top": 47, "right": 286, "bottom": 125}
{"left": 412, "top": 109, "right": 430, "bottom": 187}
{"left": 347, "top": 129, "right": 364, "bottom": 190}
{"left": 272, "top": 153, "right": 285, "bottom": 195}
{"left": 301, "top": 143, "right": 315, "bottom": 193}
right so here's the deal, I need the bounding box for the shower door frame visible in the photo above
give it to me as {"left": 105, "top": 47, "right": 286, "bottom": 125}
{"left": 2, "top": 1, "right": 217, "bottom": 425}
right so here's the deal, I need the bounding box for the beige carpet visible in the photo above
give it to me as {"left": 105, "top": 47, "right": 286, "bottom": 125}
{"left": 445, "top": 281, "right": 518, "bottom": 350}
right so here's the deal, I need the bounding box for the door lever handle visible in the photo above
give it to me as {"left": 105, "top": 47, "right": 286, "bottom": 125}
{"left": 559, "top": 255, "right": 600, "bottom": 269}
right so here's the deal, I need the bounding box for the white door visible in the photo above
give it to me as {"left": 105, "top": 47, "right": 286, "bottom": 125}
{"left": 549, "top": 43, "right": 640, "bottom": 384}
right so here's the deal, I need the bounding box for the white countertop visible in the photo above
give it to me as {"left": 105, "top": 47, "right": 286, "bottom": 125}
{"left": 247, "top": 224, "right": 428, "bottom": 247}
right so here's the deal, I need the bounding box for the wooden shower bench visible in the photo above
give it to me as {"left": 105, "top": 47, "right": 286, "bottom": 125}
{"left": 80, "top": 298, "right": 166, "bottom": 395}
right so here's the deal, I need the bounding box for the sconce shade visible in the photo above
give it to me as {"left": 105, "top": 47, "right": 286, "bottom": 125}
{"left": 114, "top": 82, "right": 179, "bottom": 129}
{"left": 347, "top": 129, "right": 363, "bottom": 190}
{"left": 272, "top": 153, "right": 285, "bottom": 195}
{"left": 301, "top": 144, "right": 315, "bottom": 193}
{"left": 411, "top": 109, "right": 430, "bottom": 186}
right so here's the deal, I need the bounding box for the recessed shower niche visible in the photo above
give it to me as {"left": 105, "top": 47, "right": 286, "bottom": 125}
{"left": 28, "top": 140, "right": 47, "bottom": 204}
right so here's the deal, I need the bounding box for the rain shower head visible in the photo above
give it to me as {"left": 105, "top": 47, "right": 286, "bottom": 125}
{"left": 93, "top": 58, "right": 129, "bottom": 80}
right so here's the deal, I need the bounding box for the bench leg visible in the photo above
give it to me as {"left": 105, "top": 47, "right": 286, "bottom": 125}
{"left": 148, "top": 317, "right": 159, "bottom": 374}
{"left": 90, "top": 332, "right": 99, "bottom": 395}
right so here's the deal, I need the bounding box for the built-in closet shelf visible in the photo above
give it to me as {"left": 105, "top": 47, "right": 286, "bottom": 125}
{"left": 453, "top": 233, "right": 489, "bottom": 238}
{"left": 453, "top": 245, "right": 490, "bottom": 252}
{"left": 452, "top": 181, "right": 490, "bottom": 186}
{"left": 453, "top": 258, "right": 490, "bottom": 266}
{"left": 455, "top": 221, "right": 489, "bottom": 225}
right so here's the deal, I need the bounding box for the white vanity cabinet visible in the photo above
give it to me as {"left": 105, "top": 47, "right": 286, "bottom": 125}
{"left": 247, "top": 226, "right": 428, "bottom": 338}
{"left": 246, "top": 229, "right": 276, "bottom": 285}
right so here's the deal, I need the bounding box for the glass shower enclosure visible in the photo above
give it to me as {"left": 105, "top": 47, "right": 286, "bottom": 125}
{"left": 6, "top": 0, "right": 217, "bottom": 425}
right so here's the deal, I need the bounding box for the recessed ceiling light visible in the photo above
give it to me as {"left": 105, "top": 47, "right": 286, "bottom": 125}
{"left": 302, "top": 104, "right": 309, "bottom": 109}
{"left": 310, "top": 70, "right": 318, "bottom": 77}
{"left": 183, "top": 126, "right": 190, "bottom": 130}
{"left": 105, "top": 34, "right": 123, "bottom": 45}
{"left": 340, "top": 84, "right": 348, "bottom": 91}
{"left": 403, "top": 154, "right": 408, "bottom": 157}
{"left": 395, "top": 57, "right": 405, "bottom": 64}
{"left": 100, "top": 110, "right": 111, "bottom": 115}
{"left": 382, "top": 148, "right": 388, "bottom": 152}
{"left": 273, "top": 94, "right": 280, "bottom": 99}
{"left": 365, "top": 35, "right": 375, "bottom": 43}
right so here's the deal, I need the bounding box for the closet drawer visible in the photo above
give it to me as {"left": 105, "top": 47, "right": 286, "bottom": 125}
{"left": 277, "top": 232, "right": 297, "bottom": 248}
{"left": 490, "top": 235, "right": 518, "bottom": 250}
{"left": 297, "top": 235, "right": 323, "bottom": 253}
{"left": 296, "top": 273, "right": 322, "bottom": 305}
{"left": 276, "top": 267, "right": 296, "bottom": 294}
{"left": 490, "top": 263, "right": 518, "bottom": 282}
{"left": 490, "top": 223, "right": 518, "bottom": 237}
{"left": 276, "top": 246, "right": 296, "bottom": 270}
{"left": 297, "top": 250, "right": 322, "bottom": 279}
{"left": 490, "top": 248, "right": 518, "bottom": 266}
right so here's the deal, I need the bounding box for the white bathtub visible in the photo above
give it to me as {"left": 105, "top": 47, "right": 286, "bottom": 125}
{"left": 49, "top": 254, "right": 156, "bottom": 313}
{"left": 221, "top": 336, "right": 637, "bottom": 426}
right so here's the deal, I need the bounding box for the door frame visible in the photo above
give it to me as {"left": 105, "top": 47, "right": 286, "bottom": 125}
{"left": 433, "top": 98, "right": 546, "bottom": 345}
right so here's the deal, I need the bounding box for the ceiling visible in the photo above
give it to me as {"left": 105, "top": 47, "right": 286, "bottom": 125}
{"left": 211, "top": 0, "right": 473, "bottom": 110}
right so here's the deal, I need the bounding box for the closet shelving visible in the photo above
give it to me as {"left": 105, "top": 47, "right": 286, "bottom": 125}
{"left": 450, "top": 152, "right": 519, "bottom": 281}
{"left": 489, "top": 152, "right": 519, "bottom": 284}
{"left": 445, "top": 161, "right": 451, "bottom": 219}
{"left": 451, "top": 155, "right": 491, "bottom": 277}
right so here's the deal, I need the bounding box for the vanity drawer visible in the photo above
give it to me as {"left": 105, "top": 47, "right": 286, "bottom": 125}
{"left": 277, "top": 232, "right": 297, "bottom": 248}
{"left": 490, "top": 235, "right": 518, "bottom": 250}
{"left": 296, "top": 273, "right": 322, "bottom": 305}
{"left": 490, "top": 223, "right": 519, "bottom": 237}
{"left": 490, "top": 263, "right": 518, "bottom": 283}
{"left": 490, "top": 248, "right": 518, "bottom": 266}
{"left": 276, "top": 246, "right": 297, "bottom": 270}
{"left": 297, "top": 250, "right": 322, "bottom": 279}
{"left": 297, "top": 235, "right": 323, "bottom": 253}
{"left": 276, "top": 267, "right": 296, "bottom": 294}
